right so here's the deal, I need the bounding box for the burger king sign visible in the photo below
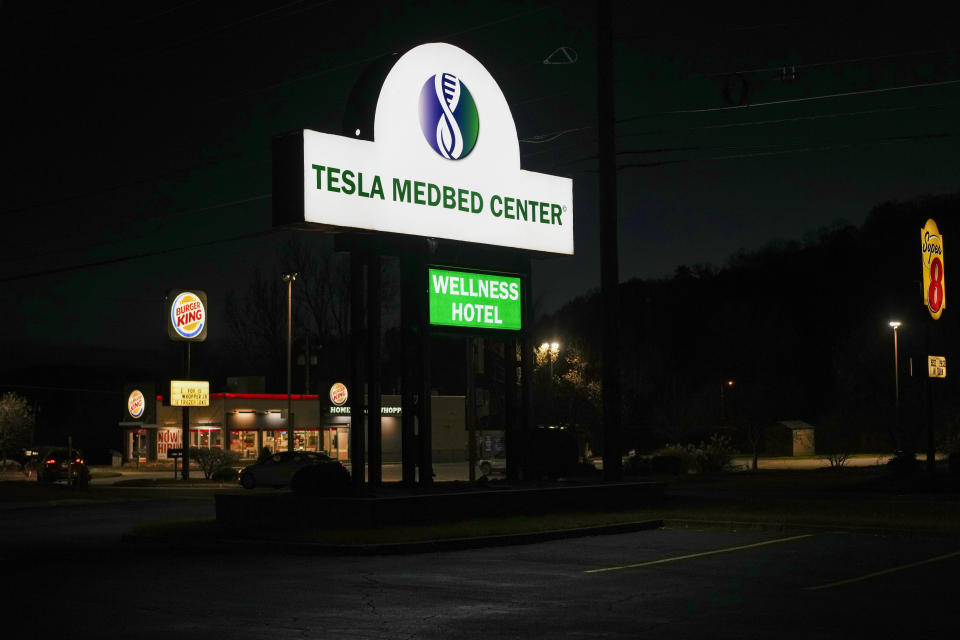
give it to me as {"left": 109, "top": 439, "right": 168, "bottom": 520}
{"left": 166, "top": 289, "right": 208, "bottom": 342}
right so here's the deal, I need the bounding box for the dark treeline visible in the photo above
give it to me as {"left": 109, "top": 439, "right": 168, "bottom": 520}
{"left": 536, "top": 193, "right": 960, "bottom": 456}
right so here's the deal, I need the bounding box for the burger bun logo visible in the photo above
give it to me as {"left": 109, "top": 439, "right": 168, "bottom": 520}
{"left": 329, "top": 382, "right": 348, "bottom": 406}
{"left": 128, "top": 389, "right": 145, "bottom": 419}
{"left": 169, "top": 291, "right": 207, "bottom": 341}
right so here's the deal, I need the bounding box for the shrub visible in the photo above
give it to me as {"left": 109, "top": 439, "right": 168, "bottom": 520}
{"left": 948, "top": 452, "right": 960, "bottom": 476}
{"left": 291, "top": 463, "right": 351, "bottom": 496}
{"left": 210, "top": 466, "right": 238, "bottom": 482}
{"left": 887, "top": 454, "right": 919, "bottom": 477}
{"left": 651, "top": 455, "right": 685, "bottom": 475}
{"left": 623, "top": 455, "right": 652, "bottom": 476}
{"left": 189, "top": 447, "right": 240, "bottom": 480}
{"left": 654, "top": 433, "right": 735, "bottom": 474}
{"left": 822, "top": 452, "right": 851, "bottom": 468}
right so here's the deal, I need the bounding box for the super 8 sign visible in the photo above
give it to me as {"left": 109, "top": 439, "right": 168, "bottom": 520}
{"left": 166, "top": 289, "right": 208, "bottom": 342}
{"left": 921, "top": 219, "right": 944, "bottom": 320}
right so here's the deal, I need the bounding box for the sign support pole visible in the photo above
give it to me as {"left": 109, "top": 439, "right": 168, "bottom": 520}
{"left": 466, "top": 337, "right": 477, "bottom": 482}
{"left": 504, "top": 337, "right": 519, "bottom": 482}
{"left": 367, "top": 253, "right": 382, "bottom": 487}
{"left": 418, "top": 254, "right": 433, "bottom": 486}
{"left": 350, "top": 251, "right": 366, "bottom": 490}
{"left": 181, "top": 342, "right": 191, "bottom": 480}
{"left": 925, "top": 323, "right": 936, "bottom": 477}
{"left": 400, "top": 251, "right": 417, "bottom": 485}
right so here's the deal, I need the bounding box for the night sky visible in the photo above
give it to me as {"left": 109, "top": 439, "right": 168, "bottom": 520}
{"left": 2, "top": 1, "right": 958, "bottom": 375}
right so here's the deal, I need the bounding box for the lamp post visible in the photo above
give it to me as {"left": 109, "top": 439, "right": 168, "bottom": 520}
{"left": 541, "top": 342, "right": 561, "bottom": 381}
{"left": 720, "top": 379, "right": 734, "bottom": 425}
{"left": 889, "top": 321, "right": 901, "bottom": 439}
{"left": 283, "top": 272, "right": 298, "bottom": 452}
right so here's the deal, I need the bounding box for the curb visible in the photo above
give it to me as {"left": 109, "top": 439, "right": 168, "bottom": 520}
{"left": 122, "top": 519, "right": 664, "bottom": 556}
{"left": 663, "top": 518, "right": 958, "bottom": 537}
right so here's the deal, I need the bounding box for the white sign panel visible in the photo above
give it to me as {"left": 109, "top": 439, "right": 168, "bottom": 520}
{"left": 170, "top": 380, "right": 210, "bottom": 407}
{"left": 928, "top": 355, "right": 946, "bottom": 378}
{"left": 298, "top": 43, "right": 573, "bottom": 255}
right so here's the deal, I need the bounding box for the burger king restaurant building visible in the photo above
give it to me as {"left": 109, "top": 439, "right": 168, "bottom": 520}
{"left": 119, "top": 392, "right": 465, "bottom": 464}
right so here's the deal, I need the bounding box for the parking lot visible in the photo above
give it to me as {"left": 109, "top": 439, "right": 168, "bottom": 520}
{"left": 5, "top": 491, "right": 958, "bottom": 638}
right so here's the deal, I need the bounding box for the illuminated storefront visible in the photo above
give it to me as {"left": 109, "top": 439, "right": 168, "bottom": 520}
{"left": 119, "top": 391, "right": 465, "bottom": 463}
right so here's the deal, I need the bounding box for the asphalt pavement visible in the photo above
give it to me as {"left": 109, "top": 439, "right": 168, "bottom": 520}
{"left": 5, "top": 498, "right": 958, "bottom": 639}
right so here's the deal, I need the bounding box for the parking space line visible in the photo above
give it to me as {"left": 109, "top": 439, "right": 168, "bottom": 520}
{"left": 584, "top": 534, "right": 813, "bottom": 574}
{"left": 805, "top": 549, "right": 960, "bottom": 591}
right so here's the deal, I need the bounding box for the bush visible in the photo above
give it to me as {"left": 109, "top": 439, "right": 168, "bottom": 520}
{"left": 654, "top": 433, "right": 735, "bottom": 474}
{"left": 527, "top": 427, "right": 580, "bottom": 479}
{"left": 189, "top": 447, "right": 240, "bottom": 480}
{"left": 948, "top": 453, "right": 960, "bottom": 476}
{"left": 623, "top": 455, "right": 652, "bottom": 476}
{"left": 887, "top": 454, "right": 919, "bottom": 477}
{"left": 290, "top": 463, "right": 352, "bottom": 496}
{"left": 210, "top": 466, "right": 238, "bottom": 482}
{"left": 651, "top": 455, "right": 685, "bottom": 475}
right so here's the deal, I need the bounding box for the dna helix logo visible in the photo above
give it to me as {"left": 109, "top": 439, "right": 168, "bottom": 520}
{"left": 419, "top": 72, "right": 479, "bottom": 160}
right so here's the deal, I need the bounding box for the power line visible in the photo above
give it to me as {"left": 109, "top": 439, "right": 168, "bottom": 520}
{"left": 0, "top": 227, "right": 279, "bottom": 284}
{"left": 618, "top": 78, "right": 960, "bottom": 122}
{"left": 705, "top": 48, "right": 950, "bottom": 77}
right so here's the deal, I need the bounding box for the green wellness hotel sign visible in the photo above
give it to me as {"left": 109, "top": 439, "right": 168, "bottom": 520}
{"left": 429, "top": 268, "right": 521, "bottom": 330}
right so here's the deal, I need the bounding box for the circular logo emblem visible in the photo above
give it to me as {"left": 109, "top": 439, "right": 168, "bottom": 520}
{"left": 128, "top": 389, "right": 145, "bottom": 419}
{"left": 170, "top": 292, "right": 206, "bottom": 339}
{"left": 419, "top": 73, "right": 479, "bottom": 160}
{"left": 329, "top": 382, "right": 348, "bottom": 406}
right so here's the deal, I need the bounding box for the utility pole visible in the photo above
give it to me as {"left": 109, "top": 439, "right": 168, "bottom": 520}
{"left": 597, "top": 0, "right": 622, "bottom": 480}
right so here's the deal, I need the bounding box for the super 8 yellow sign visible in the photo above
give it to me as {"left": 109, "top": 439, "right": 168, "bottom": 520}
{"left": 921, "top": 218, "right": 944, "bottom": 320}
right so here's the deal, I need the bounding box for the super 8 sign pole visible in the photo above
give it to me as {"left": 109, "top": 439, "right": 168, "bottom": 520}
{"left": 921, "top": 219, "right": 943, "bottom": 476}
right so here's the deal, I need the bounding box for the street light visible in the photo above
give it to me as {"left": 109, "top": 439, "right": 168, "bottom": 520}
{"left": 720, "top": 379, "right": 734, "bottom": 424}
{"left": 541, "top": 342, "right": 561, "bottom": 380}
{"left": 889, "top": 321, "right": 901, "bottom": 437}
{"left": 283, "top": 272, "right": 298, "bottom": 452}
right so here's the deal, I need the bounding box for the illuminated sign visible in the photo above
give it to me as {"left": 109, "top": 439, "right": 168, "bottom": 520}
{"left": 122, "top": 382, "right": 155, "bottom": 423}
{"left": 329, "top": 382, "right": 348, "bottom": 406}
{"left": 921, "top": 219, "right": 944, "bottom": 320}
{"left": 429, "top": 268, "right": 521, "bottom": 330}
{"left": 928, "top": 355, "right": 946, "bottom": 378}
{"left": 127, "top": 390, "right": 145, "bottom": 419}
{"left": 329, "top": 406, "right": 402, "bottom": 415}
{"left": 276, "top": 43, "right": 573, "bottom": 255}
{"left": 166, "top": 290, "right": 208, "bottom": 341}
{"left": 170, "top": 380, "right": 210, "bottom": 407}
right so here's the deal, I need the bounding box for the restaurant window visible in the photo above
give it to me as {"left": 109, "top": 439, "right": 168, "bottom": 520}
{"left": 190, "top": 428, "right": 222, "bottom": 449}
{"left": 230, "top": 430, "right": 258, "bottom": 459}
{"left": 293, "top": 430, "right": 319, "bottom": 452}
{"left": 261, "top": 430, "right": 288, "bottom": 455}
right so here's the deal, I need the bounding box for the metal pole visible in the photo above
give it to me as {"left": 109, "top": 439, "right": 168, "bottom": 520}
{"left": 349, "top": 253, "right": 366, "bottom": 489}
{"left": 467, "top": 338, "right": 477, "bottom": 482}
{"left": 504, "top": 337, "right": 519, "bottom": 482}
{"left": 893, "top": 326, "right": 899, "bottom": 443}
{"left": 400, "top": 251, "right": 416, "bottom": 485}
{"left": 182, "top": 342, "right": 191, "bottom": 480}
{"left": 925, "top": 323, "right": 936, "bottom": 477}
{"left": 284, "top": 273, "right": 297, "bottom": 452}
{"left": 598, "top": 0, "right": 622, "bottom": 480}
{"left": 367, "top": 254, "right": 382, "bottom": 487}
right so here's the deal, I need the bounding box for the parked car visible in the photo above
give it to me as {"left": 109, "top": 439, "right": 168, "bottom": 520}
{"left": 36, "top": 448, "right": 90, "bottom": 486}
{"left": 239, "top": 451, "right": 351, "bottom": 494}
